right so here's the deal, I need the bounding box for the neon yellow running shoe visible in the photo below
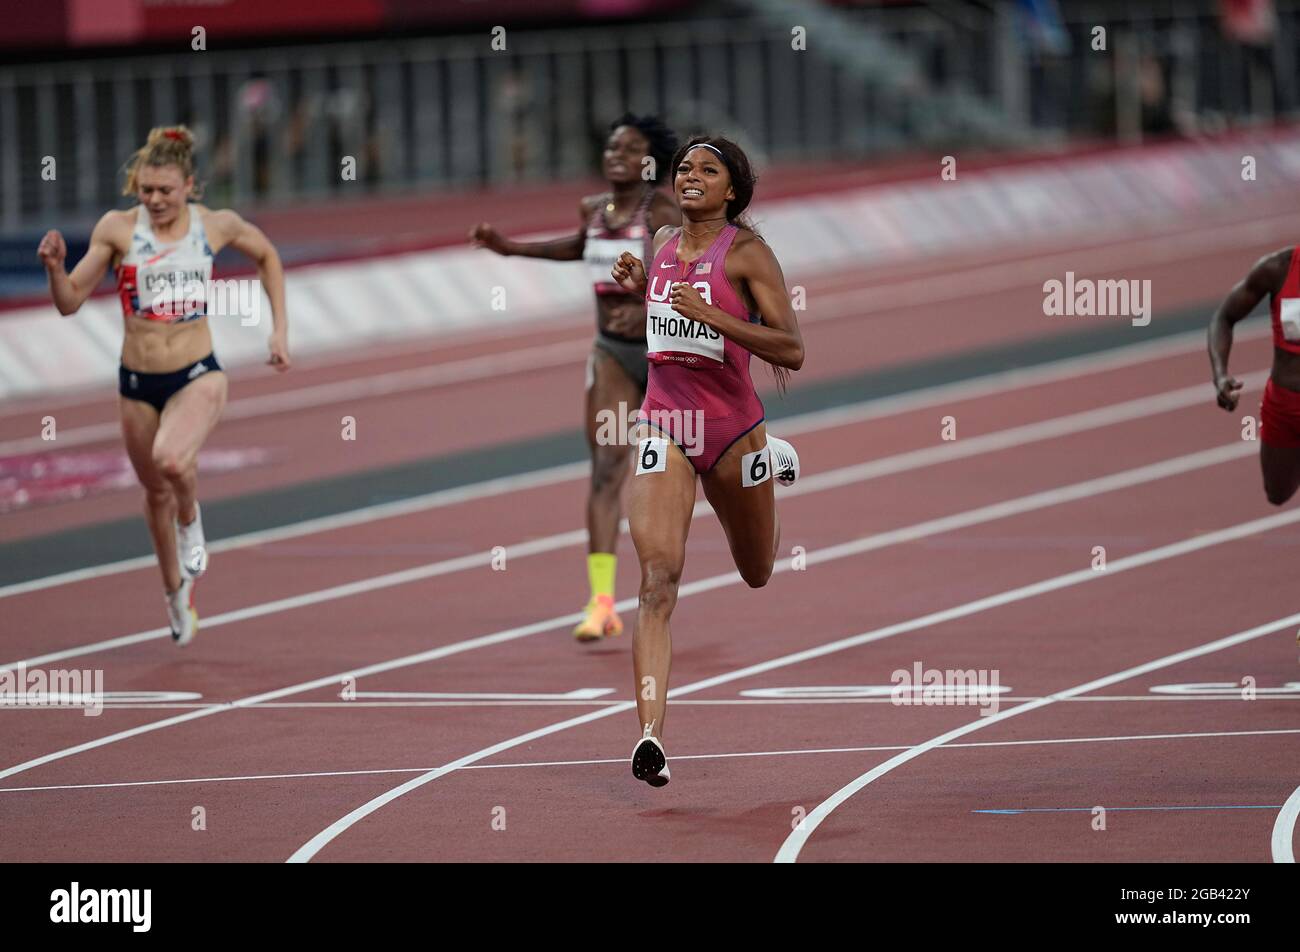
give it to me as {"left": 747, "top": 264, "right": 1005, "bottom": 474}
{"left": 573, "top": 594, "right": 623, "bottom": 641}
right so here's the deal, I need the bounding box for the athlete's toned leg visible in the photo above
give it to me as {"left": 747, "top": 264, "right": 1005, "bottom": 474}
{"left": 626, "top": 423, "right": 696, "bottom": 740}
{"left": 700, "top": 422, "right": 779, "bottom": 588}
{"left": 120, "top": 397, "right": 181, "bottom": 593}
{"left": 153, "top": 371, "right": 227, "bottom": 524}
{"left": 1260, "top": 442, "right": 1300, "bottom": 505}
{"left": 585, "top": 346, "right": 642, "bottom": 552}
{"left": 576, "top": 347, "right": 644, "bottom": 639}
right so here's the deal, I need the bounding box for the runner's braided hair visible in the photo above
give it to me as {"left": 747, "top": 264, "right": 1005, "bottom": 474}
{"left": 608, "top": 113, "right": 678, "bottom": 185}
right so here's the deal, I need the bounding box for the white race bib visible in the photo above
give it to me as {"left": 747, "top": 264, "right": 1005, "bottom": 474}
{"left": 138, "top": 255, "right": 212, "bottom": 321}
{"left": 1282, "top": 298, "right": 1300, "bottom": 342}
{"left": 585, "top": 236, "right": 643, "bottom": 287}
{"left": 645, "top": 300, "right": 724, "bottom": 364}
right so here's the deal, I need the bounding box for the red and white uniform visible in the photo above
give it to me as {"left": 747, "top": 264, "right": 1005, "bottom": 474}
{"left": 116, "top": 205, "right": 213, "bottom": 323}
{"left": 583, "top": 188, "right": 654, "bottom": 302}
{"left": 1261, "top": 246, "right": 1300, "bottom": 448}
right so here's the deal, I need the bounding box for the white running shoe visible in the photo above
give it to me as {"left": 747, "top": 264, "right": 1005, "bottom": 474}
{"left": 766, "top": 436, "right": 800, "bottom": 486}
{"left": 631, "top": 724, "right": 671, "bottom": 787}
{"left": 166, "top": 576, "right": 199, "bottom": 646}
{"left": 176, "top": 503, "right": 208, "bottom": 579}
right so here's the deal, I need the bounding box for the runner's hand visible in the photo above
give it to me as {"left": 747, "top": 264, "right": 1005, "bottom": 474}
{"left": 37, "top": 230, "right": 67, "bottom": 271}
{"left": 469, "top": 223, "right": 511, "bottom": 256}
{"left": 268, "top": 330, "right": 292, "bottom": 372}
{"left": 612, "top": 252, "right": 647, "bottom": 295}
{"left": 1215, "top": 374, "right": 1243, "bottom": 412}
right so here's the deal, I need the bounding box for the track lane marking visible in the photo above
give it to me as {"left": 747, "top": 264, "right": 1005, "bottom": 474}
{"left": 1, "top": 367, "right": 1266, "bottom": 671}
{"left": 3, "top": 319, "right": 1265, "bottom": 601}
{"left": 775, "top": 609, "right": 1300, "bottom": 863}
{"left": 286, "top": 505, "right": 1300, "bottom": 862}
{"left": 1272, "top": 785, "right": 1300, "bottom": 863}
{"left": 5, "top": 726, "right": 1298, "bottom": 795}
{"left": 0, "top": 442, "right": 1273, "bottom": 789}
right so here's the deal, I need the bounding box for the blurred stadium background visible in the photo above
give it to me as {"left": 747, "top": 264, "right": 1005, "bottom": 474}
{"left": 2, "top": 0, "right": 1298, "bottom": 284}
{"left": 2, "top": 0, "right": 1300, "bottom": 465}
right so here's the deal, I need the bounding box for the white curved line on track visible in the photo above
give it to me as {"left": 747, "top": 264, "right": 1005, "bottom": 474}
{"left": 5, "top": 726, "right": 1298, "bottom": 796}
{"left": 774, "top": 610, "right": 1300, "bottom": 863}
{"left": 286, "top": 505, "right": 1300, "bottom": 863}
{"left": 0, "top": 364, "right": 1267, "bottom": 674}
{"left": 0, "top": 442, "right": 1272, "bottom": 790}
{"left": 1272, "top": 784, "right": 1300, "bottom": 862}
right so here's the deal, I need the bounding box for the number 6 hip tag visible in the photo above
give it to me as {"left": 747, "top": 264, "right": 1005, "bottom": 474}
{"left": 741, "top": 446, "right": 771, "bottom": 487}
{"left": 636, "top": 437, "right": 668, "bottom": 475}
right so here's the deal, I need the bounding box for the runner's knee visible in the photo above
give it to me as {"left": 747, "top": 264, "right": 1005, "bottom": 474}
{"left": 152, "top": 447, "right": 189, "bottom": 480}
{"left": 142, "top": 482, "right": 172, "bottom": 508}
{"left": 590, "top": 445, "right": 629, "bottom": 496}
{"left": 639, "top": 560, "right": 682, "bottom": 615}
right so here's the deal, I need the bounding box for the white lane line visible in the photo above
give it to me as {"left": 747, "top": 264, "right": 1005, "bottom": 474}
{"left": 7, "top": 692, "right": 1300, "bottom": 712}
{"left": 7, "top": 727, "right": 1299, "bottom": 796}
{"left": 0, "top": 442, "right": 1272, "bottom": 791}
{"left": 287, "top": 505, "right": 1300, "bottom": 863}
{"left": 353, "top": 689, "right": 615, "bottom": 701}
{"left": 1, "top": 363, "right": 1264, "bottom": 672}
{"left": 0, "top": 462, "right": 586, "bottom": 601}
{"left": 1272, "top": 784, "right": 1300, "bottom": 863}
{"left": 3, "top": 197, "right": 1289, "bottom": 447}
{"left": 774, "top": 610, "right": 1300, "bottom": 863}
{"left": 0, "top": 337, "right": 594, "bottom": 457}
{"left": 10, "top": 686, "right": 1300, "bottom": 712}
{"left": 3, "top": 314, "right": 1262, "bottom": 603}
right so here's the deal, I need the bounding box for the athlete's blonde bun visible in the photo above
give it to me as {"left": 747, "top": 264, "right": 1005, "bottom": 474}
{"left": 122, "top": 125, "right": 202, "bottom": 197}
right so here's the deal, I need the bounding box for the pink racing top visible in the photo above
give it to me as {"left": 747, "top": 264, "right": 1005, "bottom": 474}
{"left": 639, "top": 223, "right": 765, "bottom": 472}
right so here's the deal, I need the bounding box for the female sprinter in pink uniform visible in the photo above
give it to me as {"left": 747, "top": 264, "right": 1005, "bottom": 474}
{"left": 37, "top": 125, "right": 290, "bottom": 644}
{"left": 470, "top": 115, "right": 679, "bottom": 641}
{"left": 1209, "top": 245, "right": 1300, "bottom": 504}
{"left": 611, "top": 136, "right": 803, "bottom": 786}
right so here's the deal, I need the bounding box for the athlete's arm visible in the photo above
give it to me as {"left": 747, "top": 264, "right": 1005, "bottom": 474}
{"left": 1208, "top": 247, "right": 1289, "bottom": 411}
{"left": 668, "top": 235, "right": 804, "bottom": 371}
{"left": 467, "top": 198, "right": 588, "bottom": 261}
{"left": 38, "top": 212, "right": 122, "bottom": 316}
{"left": 208, "top": 208, "right": 292, "bottom": 371}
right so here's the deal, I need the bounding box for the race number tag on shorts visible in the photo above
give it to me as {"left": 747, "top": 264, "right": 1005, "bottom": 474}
{"left": 1282, "top": 299, "right": 1300, "bottom": 342}
{"left": 741, "top": 447, "right": 771, "bottom": 487}
{"left": 645, "top": 300, "right": 724, "bottom": 365}
{"left": 636, "top": 437, "right": 668, "bottom": 476}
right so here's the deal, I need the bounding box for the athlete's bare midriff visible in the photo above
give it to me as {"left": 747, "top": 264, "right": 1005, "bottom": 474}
{"left": 121, "top": 314, "right": 215, "bottom": 374}
{"left": 596, "top": 293, "right": 647, "bottom": 340}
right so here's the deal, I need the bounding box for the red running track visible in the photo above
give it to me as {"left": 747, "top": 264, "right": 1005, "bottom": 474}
{"left": 2, "top": 216, "right": 1299, "bottom": 862}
